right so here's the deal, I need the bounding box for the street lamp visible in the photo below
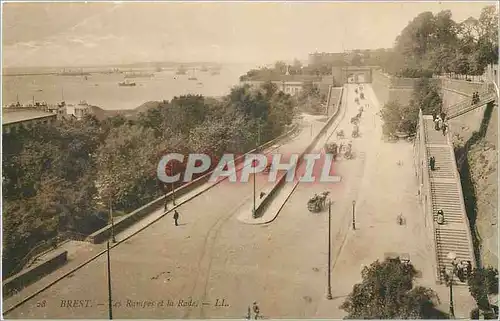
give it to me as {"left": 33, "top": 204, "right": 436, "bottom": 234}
{"left": 106, "top": 241, "right": 113, "bottom": 319}
{"left": 252, "top": 122, "right": 261, "bottom": 219}
{"left": 352, "top": 200, "right": 356, "bottom": 230}
{"left": 327, "top": 199, "right": 333, "bottom": 300}
{"left": 441, "top": 251, "right": 458, "bottom": 319}
{"left": 109, "top": 198, "right": 116, "bottom": 243}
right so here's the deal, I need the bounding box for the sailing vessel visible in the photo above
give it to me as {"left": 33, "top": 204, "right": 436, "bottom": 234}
{"left": 118, "top": 79, "right": 136, "bottom": 86}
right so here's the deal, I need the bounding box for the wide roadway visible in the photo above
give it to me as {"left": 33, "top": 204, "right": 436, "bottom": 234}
{"left": 4, "top": 103, "right": 336, "bottom": 318}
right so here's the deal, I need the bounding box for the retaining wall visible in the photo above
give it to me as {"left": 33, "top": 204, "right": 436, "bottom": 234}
{"left": 2, "top": 250, "right": 68, "bottom": 297}
{"left": 254, "top": 86, "right": 344, "bottom": 218}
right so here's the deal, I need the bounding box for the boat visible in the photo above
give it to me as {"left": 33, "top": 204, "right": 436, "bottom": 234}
{"left": 188, "top": 68, "right": 198, "bottom": 81}
{"left": 118, "top": 80, "right": 136, "bottom": 87}
{"left": 176, "top": 65, "right": 187, "bottom": 75}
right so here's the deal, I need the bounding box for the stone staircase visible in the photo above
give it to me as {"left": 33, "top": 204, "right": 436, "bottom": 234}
{"left": 422, "top": 116, "right": 475, "bottom": 284}
{"left": 446, "top": 91, "right": 497, "bottom": 120}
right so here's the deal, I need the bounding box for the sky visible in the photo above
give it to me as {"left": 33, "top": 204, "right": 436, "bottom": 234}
{"left": 1, "top": 1, "right": 496, "bottom": 68}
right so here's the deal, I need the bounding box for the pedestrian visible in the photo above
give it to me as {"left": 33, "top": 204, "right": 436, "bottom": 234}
{"left": 476, "top": 91, "right": 480, "bottom": 104}
{"left": 246, "top": 306, "right": 251, "bottom": 320}
{"left": 259, "top": 192, "right": 266, "bottom": 199}
{"left": 430, "top": 156, "right": 436, "bottom": 171}
{"left": 164, "top": 200, "right": 168, "bottom": 212}
{"left": 440, "top": 112, "right": 446, "bottom": 122}
{"left": 442, "top": 122, "right": 447, "bottom": 136}
{"left": 173, "top": 210, "right": 179, "bottom": 226}
{"left": 466, "top": 260, "right": 472, "bottom": 278}
{"left": 434, "top": 116, "right": 440, "bottom": 130}
{"left": 252, "top": 302, "right": 260, "bottom": 320}
{"left": 432, "top": 113, "right": 437, "bottom": 121}
{"left": 437, "top": 209, "right": 445, "bottom": 225}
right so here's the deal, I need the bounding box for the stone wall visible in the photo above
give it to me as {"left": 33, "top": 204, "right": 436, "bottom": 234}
{"left": 371, "top": 69, "right": 414, "bottom": 107}
{"left": 3, "top": 250, "right": 68, "bottom": 297}
{"left": 441, "top": 78, "right": 498, "bottom": 269}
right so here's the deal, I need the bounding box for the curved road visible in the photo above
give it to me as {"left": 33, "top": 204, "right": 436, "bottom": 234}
{"left": 4, "top": 105, "right": 335, "bottom": 318}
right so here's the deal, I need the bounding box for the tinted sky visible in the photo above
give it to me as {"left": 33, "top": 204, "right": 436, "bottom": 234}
{"left": 2, "top": 1, "right": 496, "bottom": 67}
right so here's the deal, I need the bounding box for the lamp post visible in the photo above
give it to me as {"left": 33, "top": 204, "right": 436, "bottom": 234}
{"left": 352, "top": 200, "right": 356, "bottom": 230}
{"left": 252, "top": 122, "right": 261, "bottom": 219}
{"left": 171, "top": 161, "right": 176, "bottom": 206}
{"left": 441, "top": 252, "right": 458, "bottom": 319}
{"left": 326, "top": 199, "right": 333, "bottom": 300}
{"left": 106, "top": 241, "right": 113, "bottom": 319}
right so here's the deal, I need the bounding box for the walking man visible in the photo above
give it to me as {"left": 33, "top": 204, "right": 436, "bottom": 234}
{"left": 434, "top": 116, "right": 440, "bottom": 130}
{"left": 173, "top": 210, "right": 180, "bottom": 226}
{"left": 442, "top": 121, "right": 448, "bottom": 136}
{"left": 430, "top": 156, "right": 436, "bottom": 171}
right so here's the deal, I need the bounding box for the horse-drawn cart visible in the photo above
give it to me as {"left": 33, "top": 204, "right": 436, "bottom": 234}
{"left": 307, "top": 191, "right": 330, "bottom": 213}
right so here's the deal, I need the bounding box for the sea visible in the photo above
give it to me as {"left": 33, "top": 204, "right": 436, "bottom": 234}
{"left": 2, "top": 64, "right": 257, "bottom": 110}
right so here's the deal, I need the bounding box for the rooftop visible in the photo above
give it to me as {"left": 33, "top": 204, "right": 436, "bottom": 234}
{"left": 2, "top": 108, "right": 56, "bottom": 125}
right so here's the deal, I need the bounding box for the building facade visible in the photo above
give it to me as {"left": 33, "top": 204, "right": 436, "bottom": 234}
{"left": 308, "top": 52, "right": 345, "bottom": 66}
{"left": 241, "top": 76, "right": 325, "bottom": 96}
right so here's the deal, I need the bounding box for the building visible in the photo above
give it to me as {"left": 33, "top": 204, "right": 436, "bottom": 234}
{"left": 308, "top": 52, "right": 345, "bottom": 66}
{"left": 241, "top": 75, "right": 327, "bottom": 96}
{"left": 64, "top": 101, "right": 91, "bottom": 120}
{"left": 2, "top": 108, "right": 57, "bottom": 134}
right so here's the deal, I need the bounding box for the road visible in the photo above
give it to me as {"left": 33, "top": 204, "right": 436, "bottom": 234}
{"left": 4, "top": 103, "right": 333, "bottom": 318}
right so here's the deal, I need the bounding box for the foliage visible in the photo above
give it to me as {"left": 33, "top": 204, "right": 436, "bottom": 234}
{"left": 297, "top": 82, "right": 326, "bottom": 115}
{"left": 340, "top": 258, "right": 440, "bottom": 319}
{"left": 3, "top": 80, "right": 297, "bottom": 277}
{"left": 388, "top": 6, "right": 498, "bottom": 77}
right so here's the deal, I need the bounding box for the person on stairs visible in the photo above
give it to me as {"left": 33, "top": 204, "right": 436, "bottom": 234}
{"left": 430, "top": 156, "right": 436, "bottom": 171}
{"left": 442, "top": 121, "right": 448, "bottom": 136}
{"left": 437, "top": 209, "right": 445, "bottom": 225}
{"left": 434, "top": 115, "right": 441, "bottom": 131}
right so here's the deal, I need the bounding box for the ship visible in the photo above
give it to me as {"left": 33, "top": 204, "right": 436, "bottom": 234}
{"left": 188, "top": 68, "right": 198, "bottom": 81}
{"left": 118, "top": 80, "right": 136, "bottom": 86}
{"left": 176, "top": 65, "right": 187, "bottom": 75}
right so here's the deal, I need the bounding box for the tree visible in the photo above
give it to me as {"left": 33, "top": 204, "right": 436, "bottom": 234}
{"left": 274, "top": 61, "right": 287, "bottom": 74}
{"left": 341, "top": 258, "right": 440, "bottom": 319}
{"left": 298, "top": 82, "right": 324, "bottom": 115}
{"left": 380, "top": 100, "right": 404, "bottom": 136}
{"left": 467, "top": 266, "right": 498, "bottom": 314}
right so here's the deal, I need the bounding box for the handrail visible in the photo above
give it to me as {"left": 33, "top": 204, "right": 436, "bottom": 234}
{"left": 447, "top": 92, "right": 497, "bottom": 120}
{"left": 420, "top": 113, "right": 441, "bottom": 282}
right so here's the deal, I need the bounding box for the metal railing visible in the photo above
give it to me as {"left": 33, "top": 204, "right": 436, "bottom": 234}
{"left": 447, "top": 92, "right": 497, "bottom": 120}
